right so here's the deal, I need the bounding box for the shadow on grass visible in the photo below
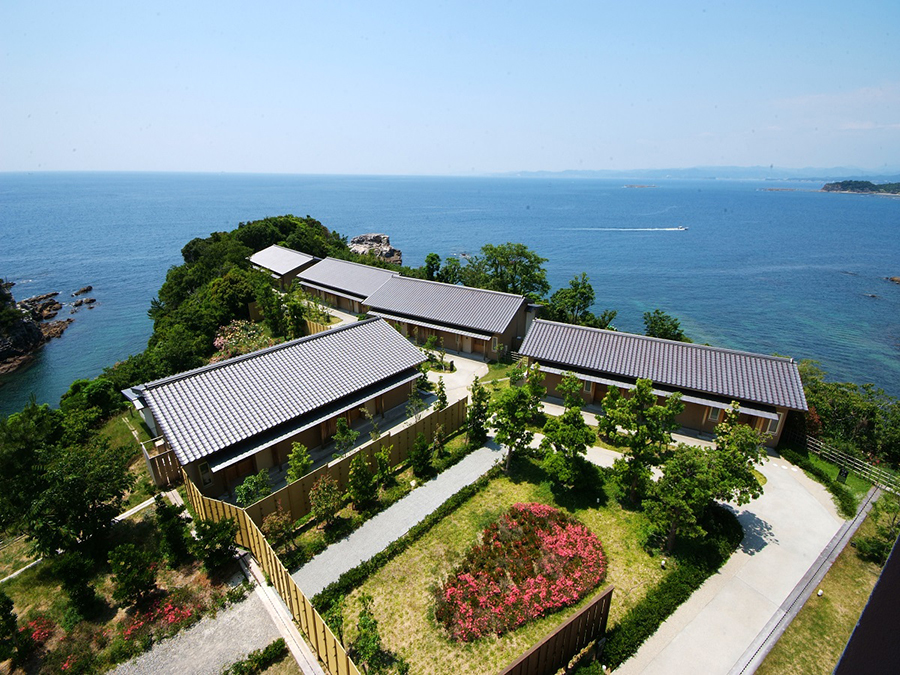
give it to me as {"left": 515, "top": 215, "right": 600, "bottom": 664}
{"left": 505, "top": 456, "right": 609, "bottom": 512}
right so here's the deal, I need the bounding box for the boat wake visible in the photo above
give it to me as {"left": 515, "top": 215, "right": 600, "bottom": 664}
{"left": 559, "top": 227, "right": 688, "bottom": 232}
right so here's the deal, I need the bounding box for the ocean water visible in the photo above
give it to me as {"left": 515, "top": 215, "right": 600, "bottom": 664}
{"left": 1, "top": 172, "right": 899, "bottom": 417}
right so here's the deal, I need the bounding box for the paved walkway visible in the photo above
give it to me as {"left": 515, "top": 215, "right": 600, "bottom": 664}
{"left": 292, "top": 441, "right": 504, "bottom": 598}
{"left": 616, "top": 454, "right": 845, "bottom": 675}
{"left": 112, "top": 582, "right": 281, "bottom": 675}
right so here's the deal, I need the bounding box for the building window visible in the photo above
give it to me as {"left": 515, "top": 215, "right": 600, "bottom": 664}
{"left": 767, "top": 415, "right": 781, "bottom": 435}
{"left": 708, "top": 407, "right": 721, "bottom": 423}
{"left": 199, "top": 462, "right": 213, "bottom": 486}
{"left": 583, "top": 380, "right": 592, "bottom": 393}
{"left": 491, "top": 336, "right": 499, "bottom": 352}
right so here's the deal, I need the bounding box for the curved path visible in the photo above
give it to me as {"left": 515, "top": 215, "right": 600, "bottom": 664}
{"left": 616, "top": 454, "right": 844, "bottom": 674}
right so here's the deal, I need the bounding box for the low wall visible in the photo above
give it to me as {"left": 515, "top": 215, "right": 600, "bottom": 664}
{"left": 244, "top": 397, "right": 468, "bottom": 526}
{"left": 182, "top": 470, "right": 360, "bottom": 675}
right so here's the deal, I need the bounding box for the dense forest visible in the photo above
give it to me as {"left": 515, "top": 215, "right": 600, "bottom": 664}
{"left": 822, "top": 180, "right": 900, "bottom": 194}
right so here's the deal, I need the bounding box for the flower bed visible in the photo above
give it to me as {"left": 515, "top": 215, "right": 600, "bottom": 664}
{"left": 434, "top": 502, "right": 606, "bottom": 642}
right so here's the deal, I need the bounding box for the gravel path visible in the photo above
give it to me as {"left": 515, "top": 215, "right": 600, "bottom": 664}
{"left": 292, "top": 442, "right": 504, "bottom": 598}
{"left": 112, "top": 586, "right": 280, "bottom": 675}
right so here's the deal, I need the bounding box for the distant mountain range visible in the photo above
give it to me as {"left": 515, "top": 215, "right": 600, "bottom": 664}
{"left": 495, "top": 166, "right": 900, "bottom": 182}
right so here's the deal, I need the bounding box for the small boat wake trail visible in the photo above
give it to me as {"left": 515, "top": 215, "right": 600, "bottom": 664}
{"left": 559, "top": 227, "right": 687, "bottom": 232}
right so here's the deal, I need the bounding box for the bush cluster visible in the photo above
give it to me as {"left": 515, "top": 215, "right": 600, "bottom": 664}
{"left": 434, "top": 502, "right": 606, "bottom": 641}
{"left": 779, "top": 447, "right": 858, "bottom": 518}
{"left": 313, "top": 466, "right": 502, "bottom": 615}
{"left": 222, "top": 638, "right": 288, "bottom": 675}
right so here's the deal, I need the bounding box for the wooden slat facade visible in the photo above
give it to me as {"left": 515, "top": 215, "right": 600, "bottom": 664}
{"left": 500, "top": 586, "right": 614, "bottom": 675}
{"left": 182, "top": 470, "right": 361, "bottom": 675}
{"left": 244, "top": 397, "right": 468, "bottom": 525}
{"left": 143, "top": 445, "right": 182, "bottom": 488}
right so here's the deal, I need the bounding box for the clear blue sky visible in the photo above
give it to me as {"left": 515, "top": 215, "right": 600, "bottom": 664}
{"left": 1, "top": 1, "right": 898, "bottom": 174}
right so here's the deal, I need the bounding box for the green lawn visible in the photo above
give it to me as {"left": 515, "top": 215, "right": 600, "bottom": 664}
{"left": 98, "top": 411, "right": 157, "bottom": 511}
{"left": 0, "top": 534, "right": 36, "bottom": 580}
{"left": 804, "top": 452, "right": 872, "bottom": 501}
{"left": 756, "top": 512, "right": 882, "bottom": 674}
{"left": 339, "top": 460, "right": 666, "bottom": 675}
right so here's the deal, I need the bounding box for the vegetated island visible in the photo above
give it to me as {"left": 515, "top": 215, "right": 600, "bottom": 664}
{"left": 821, "top": 180, "right": 900, "bottom": 194}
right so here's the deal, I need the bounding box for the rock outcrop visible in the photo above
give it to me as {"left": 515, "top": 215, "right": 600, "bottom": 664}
{"left": 888, "top": 277, "right": 900, "bottom": 285}
{"left": 0, "top": 316, "right": 44, "bottom": 374}
{"left": 349, "top": 233, "right": 402, "bottom": 265}
{"left": 0, "top": 283, "right": 84, "bottom": 374}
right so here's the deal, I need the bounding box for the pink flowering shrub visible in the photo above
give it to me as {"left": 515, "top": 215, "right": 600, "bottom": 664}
{"left": 434, "top": 503, "right": 607, "bottom": 642}
{"left": 210, "top": 320, "right": 278, "bottom": 362}
{"left": 28, "top": 616, "right": 56, "bottom": 643}
{"left": 122, "top": 599, "right": 196, "bottom": 643}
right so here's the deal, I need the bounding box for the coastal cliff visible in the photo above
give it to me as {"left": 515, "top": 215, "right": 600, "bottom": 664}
{"left": 0, "top": 281, "right": 75, "bottom": 374}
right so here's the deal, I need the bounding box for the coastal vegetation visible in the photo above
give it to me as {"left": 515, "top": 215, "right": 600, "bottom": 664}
{"left": 4, "top": 210, "right": 900, "bottom": 671}
{"left": 822, "top": 180, "right": 900, "bottom": 194}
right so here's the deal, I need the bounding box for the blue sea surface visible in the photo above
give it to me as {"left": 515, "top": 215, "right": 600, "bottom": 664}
{"left": 1, "top": 172, "right": 899, "bottom": 417}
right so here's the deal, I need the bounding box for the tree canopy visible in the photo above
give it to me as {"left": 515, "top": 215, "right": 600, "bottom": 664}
{"left": 599, "top": 379, "right": 684, "bottom": 503}
{"left": 643, "top": 309, "right": 690, "bottom": 342}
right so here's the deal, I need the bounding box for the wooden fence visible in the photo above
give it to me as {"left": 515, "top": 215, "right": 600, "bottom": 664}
{"left": 142, "top": 441, "right": 181, "bottom": 488}
{"left": 500, "top": 586, "right": 614, "bottom": 675}
{"left": 802, "top": 435, "right": 900, "bottom": 495}
{"left": 183, "top": 470, "right": 361, "bottom": 675}
{"left": 244, "top": 397, "right": 468, "bottom": 526}
{"left": 305, "top": 318, "right": 332, "bottom": 336}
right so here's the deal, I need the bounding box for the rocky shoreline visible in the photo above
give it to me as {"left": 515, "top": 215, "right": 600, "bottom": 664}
{"left": 349, "top": 233, "right": 402, "bottom": 265}
{"left": 0, "top": 281, "right": 94, "bottom": 376}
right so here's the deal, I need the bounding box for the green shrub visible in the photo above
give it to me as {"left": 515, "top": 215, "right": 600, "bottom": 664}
{"left": 287, "top": 442, "right": 312, "bottom": 483}
{"left": 348, "top": 452, "right": 377, "bottom": 508}
{"left": 310, "top": 474, "right": 343, "bottom": 527}
{"left": 54, "top": 552, "right": 99, "bottom": 617}
{"left": 410, "top": 431, "right": 432, "bottom": 478}
{"left": 221, "top": 638, "right": 288, "bottom": 674}
{"left": 109, "top": 543, "right": 157, "bottom": 607}
{"left": 0, "top": 589, "right": 17, "bottom": 663}
{"left": 234, "top": 470, "right": 272, "bottom": 507}
{"left": 192, "top": 517, "right": 238, "bottom": 572}
{"left": 154, "top": 494, "right": 192, "bottom": 566}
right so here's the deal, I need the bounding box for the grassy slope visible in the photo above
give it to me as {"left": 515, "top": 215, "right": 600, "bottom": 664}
{"left": 756, "top": 514, "right": 882, "bottom": 674}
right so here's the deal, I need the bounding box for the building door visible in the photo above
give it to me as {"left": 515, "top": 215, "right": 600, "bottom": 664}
{"left": 462, "top": 336, "right": 472, "bottom": 353}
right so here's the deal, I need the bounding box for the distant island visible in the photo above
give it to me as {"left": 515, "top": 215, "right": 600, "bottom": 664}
{"left": 822, "top": 180, "right": 900, "bottom": 194}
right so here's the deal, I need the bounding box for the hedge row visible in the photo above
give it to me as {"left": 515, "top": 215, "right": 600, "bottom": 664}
{"left": 312, "top": 465, "right": 503, "bottom": 614}
{"left": 222, "top": 638, "right": 287, "bottom": 674}
{"left": 779, "top": 447, "right": 858, "bottom": 518}
{"left": 594, "top": 503, "right": 742, "bottom": 670}
{"left": 601, "top": 561, "right": 707, "bottom": 669}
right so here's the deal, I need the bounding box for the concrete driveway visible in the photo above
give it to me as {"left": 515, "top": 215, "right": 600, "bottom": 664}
{"left": 425, "top": 352, "right": 488, "bottom": 403}
{"left": 616, "top": 454, "right": 844, "bottom": 674}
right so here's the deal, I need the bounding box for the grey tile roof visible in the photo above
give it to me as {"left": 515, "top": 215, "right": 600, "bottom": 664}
{"left": 519, "top": 319, "right": 808, "bottom": 411}
{"left": 136, "top": 319, "right": 425, "bottom": 465}
{"left": 248, "top": 244, "right": 316, "bottom": 276}
{"left": 297, "top": 257, "right": 396, "bottom": 299}
{"left": 364, "top": 276, "right": 526, "bottom": 335}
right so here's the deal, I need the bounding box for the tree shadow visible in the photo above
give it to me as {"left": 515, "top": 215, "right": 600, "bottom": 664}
{"left": 505, "top": 456, "right": 609, "bottom": 511}
{"left": 734, "top": 509, "right": 778, "bottom": 555}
